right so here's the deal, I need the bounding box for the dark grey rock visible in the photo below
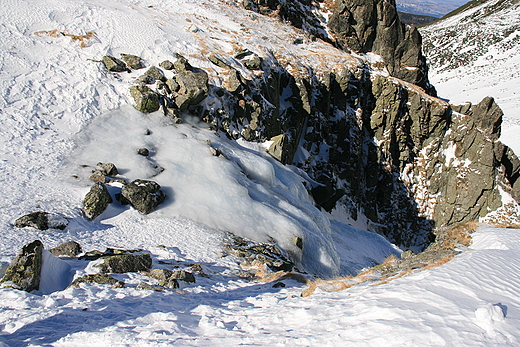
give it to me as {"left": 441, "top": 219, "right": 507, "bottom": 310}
{"left": 137, "top": 148, "right": 150, "bottom": 156}
{"left": 0, "top": 240, "right": 43, "bottom": 292}
{"left": 208, "top": 53, "right": 230, "bottom": 68}
{"left": 14, "top": 212, "right": 68, "bottom": 231}
{"left": 121, "top": 179, "right": 166, "bottom": 214}
{"left": 242, "top": 54, "right": 263, "bottom": 70}
{"left": 49, "top": 241, "right": 82, "bottom": 257}
{"left": 173, "top": 54, "right": 193, "bottom": 72}
{"left": 83, "top": 183, "right": 113, "bottom": 220}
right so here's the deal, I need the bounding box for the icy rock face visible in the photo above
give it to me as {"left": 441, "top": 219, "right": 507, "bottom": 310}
{"left": 0, "top": 240, "right": 43, "bottom": 292}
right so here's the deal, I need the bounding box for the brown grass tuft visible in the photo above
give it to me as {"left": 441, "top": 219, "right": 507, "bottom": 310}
{"left": 445, "top": 222, "right": 478, "bottom": 247}
{"left": 34, "top": 30, "right": 96, "bottom": 47}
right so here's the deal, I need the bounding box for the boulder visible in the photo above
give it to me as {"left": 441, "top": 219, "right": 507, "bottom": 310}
{"left": 0, "top": 240, "right": 43, "bottom": 292}
{"left": 49, "top": 241, "right": 83, "bottom": 257}
{"left": 130, "top": 85, "right": 161, "bottom": 113}
{"left": 173, "top": 70, "right": 209, "bottom": 110}
{"left": 227, "top": 69, "right": 244, "bottom": 94}
{"left": 120, "top": 54, "right": 144, "bottom": 70}
{"left": 13, "top": 212, "right": 68, "bottom": 231}
{"left": 96, "top": 253, "right": 153, "bottom": 273}
{"left": 83, "top": 183, "right": 113, "bottom": 220}
{"left": 137, "top": 148, "right": 150, "bottom": 156}
{"left": 121, "top": 179, "right": 166, "bottom": 214}
{"left": 102, "top": 55, "right": 129, "bottom": 72}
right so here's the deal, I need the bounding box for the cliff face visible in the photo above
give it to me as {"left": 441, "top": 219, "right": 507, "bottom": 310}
{"left": 127, "top": 0, "right": 520, "bottom": 250}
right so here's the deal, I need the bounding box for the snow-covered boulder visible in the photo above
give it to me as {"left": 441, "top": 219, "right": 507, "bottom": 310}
{"left": 14, "top": 211, "right": 68, "bottom": 231}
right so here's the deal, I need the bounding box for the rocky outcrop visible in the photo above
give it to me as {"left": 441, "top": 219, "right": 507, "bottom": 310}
{"left": 243, "top": 0, "right": 435, "bottom": 94}
{"left": 327, "top": 0, "right": 433, "bottom": 93}
{"left": 0, "top": 240, "right": 43, "bottom": 292}
{"left": 70, "top": 274, "right": 125, "bottom": 288}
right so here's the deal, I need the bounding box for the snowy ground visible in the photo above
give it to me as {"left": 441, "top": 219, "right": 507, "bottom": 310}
{"left": 1, "top": 0, "right": 520, "bottom": 345}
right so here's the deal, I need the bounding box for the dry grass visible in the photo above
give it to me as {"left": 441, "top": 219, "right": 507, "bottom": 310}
{"left": 34, "top": 30, "right": 96, "bottom": 47}
{"left": 445, "top": 222, "right": 479, "bottom": 247}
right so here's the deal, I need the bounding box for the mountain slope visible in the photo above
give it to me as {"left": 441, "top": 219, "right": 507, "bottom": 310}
{"left": 396, "top": 0, "right": 470, "bottom": 17}
{"left": 0, "top": 0, "right": 520, "bottom": 345}
{"left": 420, "top": 0, "right": 520, "bottom": 152}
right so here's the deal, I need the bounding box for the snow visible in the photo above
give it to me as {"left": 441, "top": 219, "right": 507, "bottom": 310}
{"left": 1, "top": 0, "right": 520, "bottom": 345}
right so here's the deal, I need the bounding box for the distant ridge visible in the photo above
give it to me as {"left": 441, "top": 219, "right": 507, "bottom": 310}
{"left": 397, "top": 11, "right": 438, "bottom": 25}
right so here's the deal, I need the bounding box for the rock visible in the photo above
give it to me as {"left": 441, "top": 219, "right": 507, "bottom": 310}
{"left": 267, "top": 134, "right": 288, "bottom": 163}
{"left": 70, "top": 274, "right": 124, "bottom": 288}
{"left": 208, "top": 53, "right": 230, "bottom": 68}
{"left": 0, "top": 240, "right": 43, "bottom": 292}
{"left": 242, "top": 54, "right": 263, "bottom": 70}
{"left": 144, "top": 66, "right": 165, "bottom": 82}
{"left": 166, "top": 78, "right": 180, "bottom": 94}
{"left": 89, "top": 169, "right": 107, "bottom": 183}
{"left": 235, "top": 50, "right": 253, "bottom": 59}
{"left": 173, "top": 70, "right": 209, "bottom": 111}
{"left": 13, "top": 212, "right": 68, "bottom": 231}
{"left": 97, "top": 162, "right": 118, "bottom": 176}
{"left": 136, "top": 281, "right": 164, "bottom": 291}
{"left": 120, "top": 54, "right": 144, "bottom": 70}
{"left": 83, "top": 183, "right": 113, "bottom": 220}
{"left": 147, "top": 269, "right": 179, "bottom": 288}
{"left": 96, "top": 253, "right": 153, "bottom": 273}
{"left": 173, "top": 54, "right": 193, "bottom": 72}
{"left": 49, "top": 241, "right": 82, "bottom": 257}
{"left": 121, "top": 179, "right": 166, "bottom": 214}
{"left": 129, "top": 85, "right": 161, "bottom": 113}
{"left": 227, "top": 69, "right": 244, "bottom": 94}
{"left": 137, "top": 148, "right": 150, "bottom": 156}
{"left": 102, "top": 55, "right": 129, "bottom": 72}
{"left": 159, "top": 60, "right": 174, "bottom": 70}
{"left": 169, "top": 270, "right": 196, "bottom": 283}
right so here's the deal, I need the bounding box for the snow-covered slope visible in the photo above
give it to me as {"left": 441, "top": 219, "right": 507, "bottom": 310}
{"left": 1, "top": 0, "right": 520, "bottom": 345}
{"left": 420, "top": 0, "right": 520, "bottom": 152}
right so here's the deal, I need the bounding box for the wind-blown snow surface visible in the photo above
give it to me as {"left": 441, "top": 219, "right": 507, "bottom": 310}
{"left": 1, "top": 0, "right": 520, "bottom": 345}
{"left": 420, "top": 0, "right": 520, "bottom": 153}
